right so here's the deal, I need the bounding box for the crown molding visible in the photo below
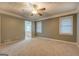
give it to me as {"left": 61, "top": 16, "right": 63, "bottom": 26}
{"left": 37, "top": 6, "right": 79, "bottom": 21}
{"left": 0, "top": 10, "right": 25, "bottom": 19}
{"left": 0, "top": 5, "right": 79, "bottom": 21}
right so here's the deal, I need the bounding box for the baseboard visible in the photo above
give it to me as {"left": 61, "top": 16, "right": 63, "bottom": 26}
{"left": 37, "top": 37, "right": 77, "bottom": 45}
{"left": 78, "top": 45, "right": 79, "bottom": 48}
{"left": 52, "top": 38, "right": 76, "bottom": 45}
{"left": 77, "top": 43, "right": 79, "bottom": 48}
{"left": 0, "top": 39, "right": 24, "bottom": 45}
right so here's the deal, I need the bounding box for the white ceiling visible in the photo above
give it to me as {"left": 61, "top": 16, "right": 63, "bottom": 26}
{"left": 0, "top": 2, "right": 79, "bottom": 21}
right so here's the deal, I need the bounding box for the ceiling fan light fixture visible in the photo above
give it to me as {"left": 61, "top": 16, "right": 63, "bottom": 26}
{"left": 32, "top": 10, "right": 37, "bottom": 14}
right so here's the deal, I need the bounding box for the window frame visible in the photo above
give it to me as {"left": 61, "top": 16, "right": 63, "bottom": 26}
{"left": 36, "top": 21, "right": 42, "bottom": 33}
{"left": 59, "top": 16, "right": 73, "bottom": 35}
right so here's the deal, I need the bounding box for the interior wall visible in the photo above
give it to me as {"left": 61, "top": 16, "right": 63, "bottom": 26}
{"left": 32, "top": 21, "right": 36, "bottom": 37}
{"left": 36, "top": 14, "right": 77, "bottom": 42}
{"left": 1, "top": 14, "right": 25, "bottom": 43}
{"left": 77, "top": 14, "right": 79, "bottom": 46}
{"left": 0, "top": 15, "right": 1, "bottom": 43}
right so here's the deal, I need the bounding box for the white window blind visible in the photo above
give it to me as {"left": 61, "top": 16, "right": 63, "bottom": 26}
{"left": 59, "top": 16, "right": 73, "bottom": 35}
{"left": 36, "top": 21, "right": 42, "bottom": 33}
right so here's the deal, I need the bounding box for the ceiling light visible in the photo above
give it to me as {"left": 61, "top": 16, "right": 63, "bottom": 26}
{"left": 32, "top": 10, "right": 37, "bottom": 14}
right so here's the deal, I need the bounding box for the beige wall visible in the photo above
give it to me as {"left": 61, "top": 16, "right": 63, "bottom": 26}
{"left": 1, "top": 14, "right": 25, "bottom": 43}
{"left": 77, "top": 14, "right": 79, "bottom": 46}
{"left": 32, "top": 21, "right": 36, "bottom": 37}
{"left": 36, "top": 14, "right": 77, "bottom": 42}
{"left": 0, "top": 15, "right": 1, "bottom": 43}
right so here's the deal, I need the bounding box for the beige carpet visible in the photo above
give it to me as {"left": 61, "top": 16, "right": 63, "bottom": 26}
{"left": 0, "top": 37, "right": 79, "bottom": 56}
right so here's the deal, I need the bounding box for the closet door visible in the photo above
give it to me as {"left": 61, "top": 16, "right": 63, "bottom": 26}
{"left": 1, "top": 15, "right": 25, "bottom": 43}
{"left": 1, "top": 15, "right": 7, "bottom": 43}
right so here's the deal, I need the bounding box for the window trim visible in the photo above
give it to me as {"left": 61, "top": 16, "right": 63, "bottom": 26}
{"left": 36, "top": 21, "right": 42, "bottom": 33}
{"left": 59, "top": 16, "right": 73, "bottom": 35}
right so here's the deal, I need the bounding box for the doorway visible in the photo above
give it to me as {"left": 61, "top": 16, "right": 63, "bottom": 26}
{"left": 25, "top": 21, "right": 32, "bottom": 40}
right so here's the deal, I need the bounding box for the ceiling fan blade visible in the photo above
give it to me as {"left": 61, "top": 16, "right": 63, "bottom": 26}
{"left": 38, "top": 13, "right": 43, "bottom": 16}
{"left": 30, "top": 13, "right": 43, "bottom": 16}
{"left": 38, "top": 8, "right": 46, "bottom": 11}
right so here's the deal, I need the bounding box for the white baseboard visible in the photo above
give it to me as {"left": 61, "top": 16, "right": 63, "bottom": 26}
{"left": 77, "top": 43, "right": 79, "bottom": 48}
{"left": 0, "top": 39, "right": 23, "bottom": 45}
{"left": 78, "top": 45, "right": 79, "bottom": 48}
{"left": 37, "top": 37, "right": 77, "bottom": 45}
{"left": 52, "top": 38, "right": 76, "bottom": 45}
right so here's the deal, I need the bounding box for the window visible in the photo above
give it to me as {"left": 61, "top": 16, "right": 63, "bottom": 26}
{"left": 36, "top": 21, "right": 42, "bottom": 33}
{"left": 59, "top": 16, "right": 73, "bottom": 35}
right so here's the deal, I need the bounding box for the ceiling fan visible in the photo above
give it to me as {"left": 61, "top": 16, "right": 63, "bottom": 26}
{"left": 29, "top": 3, "right": 46, "bottom": 16}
